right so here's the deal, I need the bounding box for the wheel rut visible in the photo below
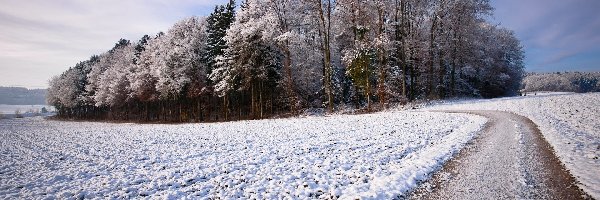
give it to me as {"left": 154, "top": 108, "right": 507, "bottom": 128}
{"left": 409, "top": 110, "right": 590, "bottom": 199}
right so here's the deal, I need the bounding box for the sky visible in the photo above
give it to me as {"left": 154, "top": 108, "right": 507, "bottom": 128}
{"left": 0, "top": 0, "right": 598, "bottom": 89}
{"left": 490, "top": 0, "right": 600, "bottom": 73}
{"left": 0, "top": 0, "right": 229, "bottom": 89}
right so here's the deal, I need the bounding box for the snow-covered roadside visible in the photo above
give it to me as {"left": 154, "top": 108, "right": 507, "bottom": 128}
{"left": 340, "top": 112, "right": 486, "bottom": 199}
{"left": 423, "top": 92, "right": 600, "bottom": 198}
{"left": 0, "top": 112, "right": 486, "bottom": 199}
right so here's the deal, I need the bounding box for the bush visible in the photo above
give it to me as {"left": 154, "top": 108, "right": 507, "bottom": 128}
{"left": 32, "top": 109, "right": 41, "bottom": 117}
{"left": 15, "top": 109, "right": 23, "bottom": 118}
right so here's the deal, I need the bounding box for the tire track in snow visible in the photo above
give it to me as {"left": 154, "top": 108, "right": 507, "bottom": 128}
{"left": 410, "top": 111, "right": 590, "bottom": 199}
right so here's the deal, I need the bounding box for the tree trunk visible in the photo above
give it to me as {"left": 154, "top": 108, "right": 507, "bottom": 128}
{"left": 366, "top": 60, "right": 371, "bottom": 112}
{"left": 429, "top": 12, "right": 438, "bottom": 99}
{"left": 251, "top": 83, "right": 255, "bottom": 119}
{"left": 316, "top": 0, "right": 334, "bottom": 113}
{"left": 377, "top": 4, "right": 387, "bottom": 109}
{"left": 283, "top": 44, "right": 295, "bottom": 114}
{"left": 260, "top": 81, "right": 264, "bottom": 119}
{"left": 438, "top": 45, "right": 446, "bottom": 99}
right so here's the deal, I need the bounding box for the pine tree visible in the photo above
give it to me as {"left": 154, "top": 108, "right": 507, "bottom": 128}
{"left": 134, "top": 35, "right": 151, "bottom": 64}
{"left": 204, "top": 0, "right": 236, "bottom": 85}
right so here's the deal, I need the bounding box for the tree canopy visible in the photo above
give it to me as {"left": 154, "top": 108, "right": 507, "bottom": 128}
{"left": 48, "top": 0, "right": 525, "bottom": 122}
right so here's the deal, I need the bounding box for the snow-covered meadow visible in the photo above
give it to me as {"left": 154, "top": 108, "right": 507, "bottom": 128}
{"left": 424, "top": 92, "right": 600, "bottom": 197}
{"left": 0, "top": 111, "right": 485, "bottom": 199}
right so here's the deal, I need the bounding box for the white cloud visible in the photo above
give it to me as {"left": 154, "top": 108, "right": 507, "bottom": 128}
{"left": 491, "top": 0, "right": 600, "bottom": 72}
{"left": 0, "top": 0, "right": 229, "bottom": 88}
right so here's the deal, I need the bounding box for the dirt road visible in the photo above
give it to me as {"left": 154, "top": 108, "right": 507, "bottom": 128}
{"left": 410, "top": 111, "right": 590, "bottom": 199}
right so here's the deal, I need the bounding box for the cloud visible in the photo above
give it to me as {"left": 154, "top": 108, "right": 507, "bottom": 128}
{"left": 3, "top": 0, "right": 598, "bottom": 88}
{"left": 491, "top": 0, "right": 600, "bottom": 72}
{"left": 0, "top": 0, "right": 229, "bottom": 88}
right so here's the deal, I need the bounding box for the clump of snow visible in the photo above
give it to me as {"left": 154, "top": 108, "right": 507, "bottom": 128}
{"left": 424, "top": 92, "right": 600, "bottom": 198}
{"left": 0, "top": 112, "right": 486, "bottom": 199}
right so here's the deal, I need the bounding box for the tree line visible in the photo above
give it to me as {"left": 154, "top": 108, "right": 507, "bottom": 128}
{"left": 0, "top": 87, "right": 47, "bottom": 105}
{"left": 523, "top": 72, "right": 600, "bottom": 93}
{"left": 48, "top": 0, "right": 525, "bottom": 122}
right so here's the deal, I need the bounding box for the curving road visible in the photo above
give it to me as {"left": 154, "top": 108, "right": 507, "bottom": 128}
{"left": 410, "top": 111, "right": 590, "bottom": 199}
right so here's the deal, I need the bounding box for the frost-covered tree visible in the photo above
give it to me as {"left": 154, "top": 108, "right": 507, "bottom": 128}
{"left": 262, "top": 0, "right": 302, "bottom": 111}
{"left": 336, "top": 0, "right": 394, "bottom": 110}
{"left": 129, "top": 33, "right": 164, "bottom": 102}
{"left": 134, "top": 35, "right": 151, "bottom": 64}
{"left": 523, "top": 72, "right": 600, "bottom": 93}
{"left": 204, "top": 0, "right": 236, "bottom": 85}
{"left": 469, "top": 24, "right": 524, "bottom": 97}
{"left": 259, "top": 0, "right": 325, "bottom": 109}
{"left": 49, "top": 0, "right": 526, "bottom": 121}
{"left": 48, "top": 55, "right": 99, "bottom": 117}
{"left": 302, "top": 0, "right": 336, "bottom": 112}
{"left": 211, "top": 0, "right": 282, "bottom": 119}
{"left": 94, "top": 39, "right": 135, "bottom": 107}
{"left": 47, "top": 70, "right": 78, "bottom": 109}
{"left": 155, "top": 17, "right": 208, "bottom": 100}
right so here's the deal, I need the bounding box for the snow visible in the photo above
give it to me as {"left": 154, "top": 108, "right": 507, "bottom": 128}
{"left": 424, "top": 92, "right": 600, "bottom": 198}
{"left": 0, "top": 112, "right": 486, "bottom": 199}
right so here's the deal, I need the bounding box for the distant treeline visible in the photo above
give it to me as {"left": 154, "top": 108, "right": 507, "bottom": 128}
{"left": 0, "top": 87, "right": 47, "bottom": 105}
{"left": 523, "top": 72, "right": 600, "bottom": 93}
{"left": 48, "top": 0, "right": 525, "bottom": 122}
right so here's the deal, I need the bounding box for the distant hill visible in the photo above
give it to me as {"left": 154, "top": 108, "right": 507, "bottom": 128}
{"left": 522, "top": 72, "right": 600, "bottom": 93}
{"left": 0, "top": 87, "right": 47, "bottom": 105}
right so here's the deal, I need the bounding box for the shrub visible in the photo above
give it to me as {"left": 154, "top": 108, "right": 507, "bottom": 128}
{"left": 32, "top": 109, "right": 41, "bottom": 117}
{"left": 15, "top": 109, "right": 23, "bottom": 118}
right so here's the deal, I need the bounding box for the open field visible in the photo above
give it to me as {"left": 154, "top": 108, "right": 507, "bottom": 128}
{"left": 1, "top": 92, "right": 598, "bottom": 199}
{"left": 0, "top": 111, "right": 485, "bottom": 199}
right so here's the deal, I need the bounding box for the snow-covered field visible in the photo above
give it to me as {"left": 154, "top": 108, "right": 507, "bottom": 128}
{"left": 424, "top": 92, "right": 600, "bottom": 198}
{"left": 0, "top": 112, "right": 485, "bottom": 199}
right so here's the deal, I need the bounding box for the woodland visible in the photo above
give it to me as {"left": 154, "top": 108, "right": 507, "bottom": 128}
{"left": 47, "top": 0, "right": 525, "bottom": 122}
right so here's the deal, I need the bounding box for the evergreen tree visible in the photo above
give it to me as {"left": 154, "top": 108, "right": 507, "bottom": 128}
{"left": 134, "top": 35, "right": 151, "bottom": 64}
{"left": 204, "top": 0, "right": 236, "bottom": 84}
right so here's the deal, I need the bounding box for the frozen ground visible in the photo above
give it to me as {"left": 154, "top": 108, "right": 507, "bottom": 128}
{"left": 0, "top": 111, "right": 486, "bottom": 199}
{"left": 424, "top": 92, "right": 600, "bottom": 198}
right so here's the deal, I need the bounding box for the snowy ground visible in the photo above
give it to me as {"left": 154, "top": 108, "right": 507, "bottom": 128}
{"left": 411, "top": 111, "right": 587, "bottom": 199}
{"left": 0, "top": 112, "right": 486, "bottom": 199}
{"left": 424, "top": 92, "right": 600, "bottom": 198}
